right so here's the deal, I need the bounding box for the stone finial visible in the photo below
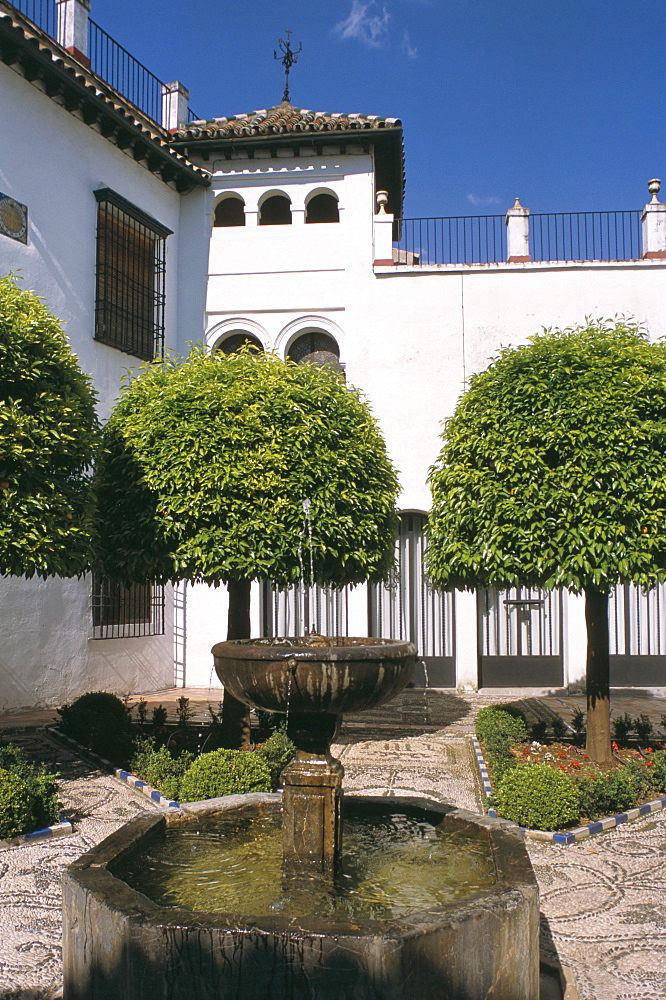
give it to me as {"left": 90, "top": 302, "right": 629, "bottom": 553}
{"left": 642, "top": 179, "right": 666, "bottom": 258}
{"left": 376, "top": 190, "right": 389, "bottom": 215}
{"left": 648, "top": 178, "right": 662, "bottom": 204}
{"left": 505, "top": 196, "right": 530, "bottom": 262}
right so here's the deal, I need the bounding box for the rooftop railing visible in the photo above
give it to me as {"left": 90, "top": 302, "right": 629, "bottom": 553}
{"left": 5, "top": 0, "right": 200, "bottom": 125}
{"left": 393, "top": 210, "right": 644, "bottom": 266}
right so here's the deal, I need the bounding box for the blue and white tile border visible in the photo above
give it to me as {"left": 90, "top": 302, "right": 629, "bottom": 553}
{"left": 0, "top": 818, "right": 74, "bottom": 850}
{"left": 472, "top": 734, "right": 666, "bottom": 845}
{"left": 46, "top": 727, "right": 180, "bottom": 810}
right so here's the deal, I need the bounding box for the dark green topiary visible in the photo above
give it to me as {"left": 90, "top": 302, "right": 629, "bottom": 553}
{"left": 257, "top": 726, "right": 296, "bottom": 789}
{"left": 475, "top": 706, "right": 527, "bottom": 746}
{"left": 0, "top": 763, "right": 59, "bottom": 840}
{"left": 576, "top": 764, "right": 655, "bottom": 822}
{"left": 0, "top": 275, "right": 99, "bottom": 579}
{"left": 494, "top": 763, "right": 580, "bottom": 830}
{"left": 130, "top": 739, "right": 194, "bottom": 801}
{"left": 58, "top": 691, "right": 134, "bottom": 761}
{"left": 179, "top": 749, "right": 272, "bottom": 802}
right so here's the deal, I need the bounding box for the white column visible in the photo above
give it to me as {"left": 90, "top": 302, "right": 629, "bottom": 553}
{"left": 455, "top": 590, "right": 479, "bottom": 690}
{"left": 564, "top": 591, "right": 587, "bottom": 690}
{"left": 373, "top": 190, "right": 395, "bottom": 265}
{"left": 641, "top": 179, "right": 666, "bottom": 259}
{"left": 505, "top": 197, "right": 530, "bottom": 263}
{"left": 161, "top": 81, "right": 190, "bottom": 132}
{"left": 56, "top": 0, "right": 90, "bottom": 65}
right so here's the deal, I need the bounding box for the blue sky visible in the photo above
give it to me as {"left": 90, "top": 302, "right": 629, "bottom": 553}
{"left": 93, "top": 0, "right": 664, "bottom": 219}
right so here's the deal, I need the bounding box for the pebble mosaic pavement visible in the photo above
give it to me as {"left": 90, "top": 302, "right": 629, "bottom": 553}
{"left": 1, "top": 688, "right": 666, "bottom": 998}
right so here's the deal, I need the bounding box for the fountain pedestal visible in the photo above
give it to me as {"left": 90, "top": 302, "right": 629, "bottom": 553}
{"left": 282, "top": 711, "right": 343, "bottom": 874}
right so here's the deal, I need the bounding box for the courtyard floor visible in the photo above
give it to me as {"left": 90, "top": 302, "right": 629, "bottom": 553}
{"left": 1, "top": 686, "right": 665, "bottom": 998}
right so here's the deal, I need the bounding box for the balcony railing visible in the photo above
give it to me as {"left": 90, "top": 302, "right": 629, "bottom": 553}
{"left": 394, "top": 210, "right": 644, "bottom": 266}
{"left": 6, "top": 0, "right": 200, "bottom": 125}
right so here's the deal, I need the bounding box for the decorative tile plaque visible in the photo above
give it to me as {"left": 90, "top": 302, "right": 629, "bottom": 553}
{"left": 0, "top": 193, "right": 28, "bottom": 244}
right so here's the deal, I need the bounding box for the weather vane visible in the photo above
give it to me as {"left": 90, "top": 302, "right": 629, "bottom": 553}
{"left": 274, "top": 29, "right": 302, "bottom": 105}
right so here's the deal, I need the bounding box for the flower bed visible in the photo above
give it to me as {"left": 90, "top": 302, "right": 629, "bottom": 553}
{"left": 476, "top": 705, "right": 666, "bottom": 831}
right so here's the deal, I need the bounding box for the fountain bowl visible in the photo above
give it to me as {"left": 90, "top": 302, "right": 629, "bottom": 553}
{"left": 212, "top": 636, "right": 417, "bottom": 716}
{"left": 62, "top": 793, "right": 540, "bottom": 1000}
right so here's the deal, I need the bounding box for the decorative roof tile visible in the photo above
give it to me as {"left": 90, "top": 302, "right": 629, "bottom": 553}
{"left": 173, "top": 102, "right": 402, "bottom": 142}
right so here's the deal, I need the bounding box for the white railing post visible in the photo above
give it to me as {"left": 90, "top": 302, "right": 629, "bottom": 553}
{"left": 642, "top": 179, "right": 666, "bottom": 259}
{"left": 56, "top": 0, "right": 90, "bottom": 66}
{"left": 373, "top": 190, "right": 395, "bottom": 265}
{"left": 505, "top": 197, "right": 530, "bottom": 263}
{"left": 161, "top": 81, "right": 190, "bottom": 132}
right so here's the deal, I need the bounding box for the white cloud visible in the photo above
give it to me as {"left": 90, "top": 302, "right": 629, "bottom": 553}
{"left": 401, "top": 30, "right": 417, "bottom": 59}
{"left": 334, "top": 1, "right": 391, "bottom": 49}
{"left": 467, "top": 193, "right": 502, "bottom": 207}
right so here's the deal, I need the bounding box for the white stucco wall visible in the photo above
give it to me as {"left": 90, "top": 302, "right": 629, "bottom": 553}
{"left": 0, "top": 60, "right": 206, "bottom": 708}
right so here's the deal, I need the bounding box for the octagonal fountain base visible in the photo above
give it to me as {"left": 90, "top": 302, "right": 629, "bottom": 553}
{"left": 62, "top": 794, "right": 539, "bottom": 1000}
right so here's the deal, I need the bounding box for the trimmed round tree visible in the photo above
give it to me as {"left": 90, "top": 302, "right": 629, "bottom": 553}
{"left": 94, "top": 347, "right": 400, "bottom": 746}
{"left": 0, "top": 275, "right": 99, "bottom": 578}
{"left": 427, "top": 320, "right": 666, "bottom": 763}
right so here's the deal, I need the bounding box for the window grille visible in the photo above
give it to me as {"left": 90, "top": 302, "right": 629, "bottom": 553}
{"left": 287, "top": 332, "right": 343, "bottom": 374}
{"left": 94, "top": 189, "right": 171, "bottom": 361}
{"left": 261, "top": 581, "right": 349, "bottom": 638}
{"left": 91, "top": 576, "right": 165, "bottom": 639}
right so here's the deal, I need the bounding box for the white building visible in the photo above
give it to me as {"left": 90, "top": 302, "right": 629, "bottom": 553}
{"left": 1, "top": 0, "right": 666, "bottom": 708}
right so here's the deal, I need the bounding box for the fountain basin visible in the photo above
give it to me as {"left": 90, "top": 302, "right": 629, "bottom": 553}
{"left": 212, "top": 637, "right": 417, "bottom": 716}
{"left": 62, "top": 794, "right": 540, "bottom": 1000}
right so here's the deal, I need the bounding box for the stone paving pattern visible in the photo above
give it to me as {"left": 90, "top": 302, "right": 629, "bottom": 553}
{"left": 1, "top": 688, "right": 666, "bottom": 998}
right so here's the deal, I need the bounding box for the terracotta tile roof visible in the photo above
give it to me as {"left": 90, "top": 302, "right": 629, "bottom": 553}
{"left": 173, "top": 102, "right": 402, "bottom": 141}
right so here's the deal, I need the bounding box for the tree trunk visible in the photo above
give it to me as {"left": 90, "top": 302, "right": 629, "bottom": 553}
{"left": 219, "top": 578, "right": 252, "bottom": 750}
{"left": 584, "top": 585, "right": 613, "bottom": 764}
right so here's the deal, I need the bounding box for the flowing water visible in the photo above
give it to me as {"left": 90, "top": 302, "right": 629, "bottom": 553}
{"left": 112, "top": 803, "right": 496, "bottom": 923}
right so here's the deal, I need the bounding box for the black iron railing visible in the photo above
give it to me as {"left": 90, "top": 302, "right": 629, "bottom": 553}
{"left": 88, "top": 18, "right": 166, "bottom": 123}
{"left": 393, "top": 216, "right": 507, "bottom": 266}
{"left": 394, "top": 211, "right": 644, "bottom": 266}
{"left": 5, "top": 0, "right": 200, "bottom": 126}
{"left": 5, "top": 0, "right": 56, "bottom": 35}
{"left": 529, "top": 211, "right": 642, "bottom": 262}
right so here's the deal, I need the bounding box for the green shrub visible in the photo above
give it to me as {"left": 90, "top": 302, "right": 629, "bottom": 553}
{"left": 130, "top": 739, "right": 194, "bottom": 801}
{"left": 179, "top": 749, "right": 272, "bottom": 802}
{"left": 649, "top": 750, "right": 666, "bottom": 793}
{"left": 494, "top": 764, "right": 580, "bottom": 830}
{"left": 551, "top": 715, "right": 569, "bottom": 741}
{"left": 58, "top": 691, "right": 134, "bottom": 761}
{"left": 475, "top": 706, "right": 527, "bottom": 746}
{"left": 257, "top": 727, "right": 296, "bottom": 789}
{"left": 576, "top": 764, "right": 655, "bottom": 821}
{"left": 0, "top": 763, "right": 59, "bottom": 840}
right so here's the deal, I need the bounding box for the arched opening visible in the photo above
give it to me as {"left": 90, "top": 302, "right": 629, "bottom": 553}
{"left": 214, "top": 196, "right": 245, "bottom": 228}
{"left": 259, "top": 194, "right": 292, "bottom": 226}
{"left": 287, "top": 331, "right": 342, "bottom": 372}
{"left": 305, "top": 193, "right": 339, "bottom": 224}
{"left": 215, "top": 332, "right": 264, "bottom": 355}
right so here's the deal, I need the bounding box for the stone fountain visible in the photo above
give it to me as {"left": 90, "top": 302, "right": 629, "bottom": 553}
{"left": 62, "top": 635, "right": 540, "bottom": 1000}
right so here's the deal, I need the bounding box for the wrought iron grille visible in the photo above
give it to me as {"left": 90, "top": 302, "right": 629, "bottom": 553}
{"left": 94, "top": 188, "right": 170, "bottom": 361}
{"left": 610, "top": 584, "right": 666, "bottom": 657}
{"left": 529, "top": 211, "right": 642, "bottom": 262}
{"left": 481, "top": 587, "right": 560, "bottom": 658}
{"left": 393, "top": 216, "right": 507, "bottom": 266}
{"left": 261, "top": 581, "right": 349, "bottom": 638}
{"left": 91, "top": 577, "right": 165, "bottom": 639}
{"left": 368, "top": 513, "right": 453, "bottom": 659}
{"left": 6, "top": 0, "right": 57, "bottom": 36}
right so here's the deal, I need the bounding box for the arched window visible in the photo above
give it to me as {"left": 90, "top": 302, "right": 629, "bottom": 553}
{"left": 214, "top": 196, "right": 245, "bottom": 228}
{"left": 287, "top": 331, "right": 342, "bottom": 371}
{"left": 305, "top": 193, "right": 339, "bottom": 224}
{"left": 215, "top": 332, "right": 264, "bottom": 355}
{"left": 259, "top": 194, "right": 292, "bottom": 226}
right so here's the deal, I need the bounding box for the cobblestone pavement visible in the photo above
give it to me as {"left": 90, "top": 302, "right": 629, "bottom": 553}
{"left": 1, "top": 691, "right": 666, "bottom": 998}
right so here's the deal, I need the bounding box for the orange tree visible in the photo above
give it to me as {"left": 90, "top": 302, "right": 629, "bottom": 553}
{"left": 426, "top": 320, "right": 666, "bottom": 763}
{"left": 93, "top": 347, "right": 399, "bottom": 747}
{"left": 0, "top": 276, "right": 98, "bottom": 578}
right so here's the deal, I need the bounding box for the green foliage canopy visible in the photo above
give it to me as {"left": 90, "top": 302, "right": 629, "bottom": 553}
{"left": 94, "top": 348, "right": 399, "bottom": 587}
{"left": 427, "top": 320, "right": 666, "bottom": 593}
{"left": 0, "top": 276, "right": 99, "bottom": 578}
